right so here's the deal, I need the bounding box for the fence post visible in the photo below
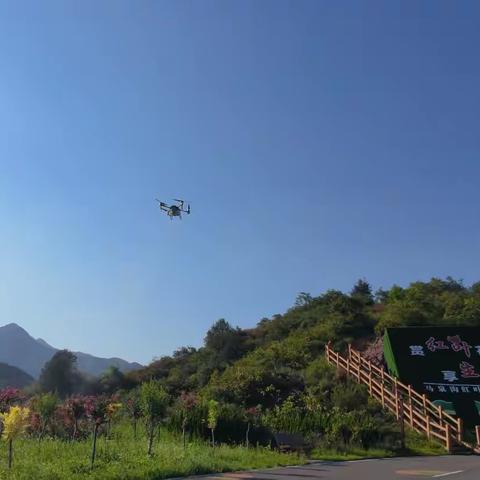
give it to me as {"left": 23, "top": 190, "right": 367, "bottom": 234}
{"left": 347, "top": 344, "right": 352, "bottom": 375}
{"left": 446, "top": 424, "right": 452, "bottom": 453}
{"left": 399, "top": 401, "right": 405, "bottom": 449}
{"left": 407, "top": 385, "right": 414, "bottom": 427}
{"left": 422, "top": 394, "right": 427, "bottom": 418}
{"left": 426, "top": 415, "right": 431, "bottom": 439}
{"left": 457, "top": 418, "right": 463, "bottom": 443}
{"left": 394, "top": 378, "right": 399, "bottom": 420}
{"left": 356, "top": 353, "right": 361, "bottom": 382}
{"left": 348, "top": 345, "right": 358, "bottom": 381}
{"left": 438, "top": 405, "right": 443, "bottom": 426}
{"left": 380, "top": 369, "right": 385, "bottom": 407}
{"left": 476, "top": 425, "right": 480, "bottom": 447}
{"left": 368, "top": 362, "right": 373, "bottom": 395}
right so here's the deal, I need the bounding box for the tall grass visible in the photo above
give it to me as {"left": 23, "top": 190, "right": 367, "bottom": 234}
{"left": 0, "top": 422, "right": 305, "bottom": 480}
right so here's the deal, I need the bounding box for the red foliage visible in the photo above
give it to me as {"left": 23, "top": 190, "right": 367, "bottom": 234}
{"left": 84, "top": 395, "right": 111, "bottom": 426}
{"left": 0, "top": 387, "right": 24, "bottom": 413}
{"left": 179, "top": 391, "right": 198, "bottom": 411}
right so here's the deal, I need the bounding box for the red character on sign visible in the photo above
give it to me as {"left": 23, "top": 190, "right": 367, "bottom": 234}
{"left": 425, "top": 337, "right": 449, "bottom": 352}
{"left": 447, "top": 335, "right": 472, "bottom": 358}
{"left": 460, "top": 361, "right": 480, "bottom": 378}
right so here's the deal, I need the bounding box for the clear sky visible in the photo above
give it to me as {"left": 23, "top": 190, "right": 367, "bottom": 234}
{"left": 0, "top": 1, "right": 479, "bottom": 364}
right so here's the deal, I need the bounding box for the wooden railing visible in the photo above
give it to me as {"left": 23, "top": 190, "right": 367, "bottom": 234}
{"left": 325, "top": 342, "right": 474, "bottom": 452}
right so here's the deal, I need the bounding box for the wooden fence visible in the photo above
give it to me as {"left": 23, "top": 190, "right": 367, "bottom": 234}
{"left": 325, "top": 342, "right": 476, "bottom": 453}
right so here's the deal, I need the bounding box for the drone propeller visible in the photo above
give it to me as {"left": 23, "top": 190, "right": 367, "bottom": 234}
{"left": 155, "top": 199, "right": 169, "bottom": 208}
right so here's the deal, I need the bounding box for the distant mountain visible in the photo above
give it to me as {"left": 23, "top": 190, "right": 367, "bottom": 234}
{"left": 0, "top": 362, "right": 34, "bottom": 389}
{"left": 0, "top": 323, "right": 142, "bottom": 379}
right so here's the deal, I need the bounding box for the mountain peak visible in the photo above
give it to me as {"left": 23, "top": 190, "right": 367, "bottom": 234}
{"left": 2, "top": 322, "right": 23, "bottom": 329}
{"left": 0, "top": 323, "right": 31, "bottom": 336}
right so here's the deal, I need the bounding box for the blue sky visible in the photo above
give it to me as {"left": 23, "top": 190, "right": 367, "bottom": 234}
{"left": 0, "top": 1, "right": 479, "bottom": 364}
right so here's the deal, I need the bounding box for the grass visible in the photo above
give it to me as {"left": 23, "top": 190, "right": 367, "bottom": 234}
{"left": 0, "top": 423, "right": 448, "bottom": 479}
{"left": 401, "top": 430, "right": 447, "bottom": 457}
{"left": 0, "top": 423, "right": 305, "bottom": 480}
{"left": 310, "top": 430, "right": 446, "bottom": 461}
{"left": 310, "top": 447, "right": 395, "bottom": 461}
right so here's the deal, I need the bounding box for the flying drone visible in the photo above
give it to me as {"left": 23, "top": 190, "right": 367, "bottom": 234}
{"left": 156, "top": 198, "right": 191, "bottom": 220}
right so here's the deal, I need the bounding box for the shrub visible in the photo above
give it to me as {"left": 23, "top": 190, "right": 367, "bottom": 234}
{"left": 207, "top": 399, "right": 219, "bottom": 446}
{"left": 31, "top": 393, "right": 58, "bottom": 439}
{"left": 140, "top": 381, "right": 169, "bottom": 456}
{"left": 84, "top": 395, "right": 110, "bottom": 467}
{"left": 0, "top": 406, "right": 30, "bottom": 468}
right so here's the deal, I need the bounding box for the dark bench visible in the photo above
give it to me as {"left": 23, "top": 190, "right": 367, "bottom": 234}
{"left": 271, "top": 432, "right": 309, "bottom": 453}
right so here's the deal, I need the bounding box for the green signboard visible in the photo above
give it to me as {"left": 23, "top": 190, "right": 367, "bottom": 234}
{"left": 384, "top": 327, "right": 480, "bottom": 427}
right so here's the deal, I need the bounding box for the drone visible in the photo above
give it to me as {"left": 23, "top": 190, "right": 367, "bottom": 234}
{"left": 156, "top": 198, "right": 191, "bottom": 220}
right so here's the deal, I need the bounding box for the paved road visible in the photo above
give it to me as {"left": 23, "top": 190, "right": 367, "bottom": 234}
{"left": 184, "top": 456, "right": 480, "bottom": 480}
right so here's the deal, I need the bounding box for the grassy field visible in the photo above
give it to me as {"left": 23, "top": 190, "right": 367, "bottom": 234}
{"left": 0, "top": 422, "right": 447, "bottom": 480}
{"left": 0, "top": 423, "right": 305, "bottom": 480}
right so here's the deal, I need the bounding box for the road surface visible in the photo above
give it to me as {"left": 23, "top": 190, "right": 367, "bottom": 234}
{"left": 182, "top": 456, "right": 480, "bottom": 480}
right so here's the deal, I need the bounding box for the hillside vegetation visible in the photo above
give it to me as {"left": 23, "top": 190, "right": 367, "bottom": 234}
{"left": 129, "top": 277, "right": 480, "bottom": 404}
{"left": 0, "top": 277, "right": 477, "bottom": 478}
{"left": 116, "top": 277, "right": 479, "bottom": 450}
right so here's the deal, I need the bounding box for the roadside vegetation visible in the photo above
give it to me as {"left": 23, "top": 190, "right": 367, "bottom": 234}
{"left": 0, "top": 277, "right": 477, "bottom": 477}
{"left": 0, "top": 423, "right": 303, "bottom": 480}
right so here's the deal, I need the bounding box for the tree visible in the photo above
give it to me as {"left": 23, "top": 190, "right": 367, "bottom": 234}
{"left": 125, "top": 390, "right": 142, "bottom": 439}
{"left": 84, "top": 395, "right": 110, "bottom": 468}
{"left": 207, "top": 399, "right": 219, "bottom": 446}
{"left": 374, "top": 288, "right": 388, "bottom": 304}
{"left": 38, "top": 350, "right": 79, "bottom": 398}
{"left": 294, "top": 292, "right": 313, "bottom": 308}
{"left": 100, "top": 366, "right": 125, "bottom": 394}
{"left": 33, "top": 393, "right": 58, "bottom": 439}
{"left": 350, "top": 279, "right": 374, "bottom": 305}
{"left": 140, "top": 380, "right": 169, "bottom": 456}
{"left": 178, "top": 391, "right": 198, "bottom": 448}
{"left": 105, "top": 401, "right": 122, "bottom": 439}
{"left": 204, "top": 319, "right": 245, "bottom": 364}
{"left": 244, "top": 406, "right": 261, "bottom": 447}
{"left": 0, "top": 406, "right": 30, "bottom": 469}
{"left": 64, "top": 396, "right": 86, "bottom": 440}
{"left": 0, "top": 388, "right": 23, "bottom": 414}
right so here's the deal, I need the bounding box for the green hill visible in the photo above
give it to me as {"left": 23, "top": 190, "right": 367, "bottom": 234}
{"left": 129, "top": 277, "right": 480, "bottom": 402}
{"left": 125, "top": 277, "right": 480, "bottom": 450}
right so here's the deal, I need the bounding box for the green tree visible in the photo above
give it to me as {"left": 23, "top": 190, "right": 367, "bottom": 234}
{"left": 100, "top": 366, "right": 125, "bottom": 394}
{"left": 294, "top": 292, "right": 313, "bottom": 307}
{"left": 350, "top": 279, "right": 374, "bottom": 305}
{"left": 38, "top": 350, "right": 79, "bottom": 398}
{"left": 207, "top": 399, "right": 219, "bottom": 446}
{"left": 140, "top": 380, "right": 169, "bottom": 456}
{"left": 204, "top": 319, "right": 246, "bottom": 364}
{"left": 33, "top": 393, "right": 58, "bottom": 439}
